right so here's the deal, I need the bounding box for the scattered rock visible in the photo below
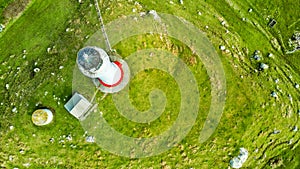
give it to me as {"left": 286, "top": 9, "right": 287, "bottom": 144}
{"left": 86, "top": 136, "right": 95, "bottom": 143}
{"left": 23, "top": 163, "right": 30, "bottom": 168}
{"left": 198, "top": 11, "right": 202, "bottom": 15}
{"left": 0, "top": 24, "right": 4, "bottom": 32}
{"left": 33, "top": 68, "right": 40, "bottom": 73}
{"left": 139, "top": 12, "right": 146, "bottom": 17}
{"left": 70, "top": 144, "right": 77, "bottom": 148}
{"left": 293, "top": 126, "right": 298, "bottom": 132}
{"left": 288, "top": 94, "right": 292, "bottom": 102}
{"left": 12, "top": 107, "right": 17, "bottom": 113}
{"left": 149, "top": 10, "right": 161, "bottom": 21}
{"left": 295, "top": 83, "right": 299, "bottom": 89}
{"left": 9, "top": 155, "right": 14, "bottom": 161}
{"left": 273, "top": 129, "right": 281, "bottom": 134}
{"left": 9, "top": 125, "right": 14, "bottom": 130}
{"left": 248, "top": 8, "right": 253, "bottom": 12}
{"left": 229, "top": 148, "right": 248, "bottom": 169}
{"left": 268, "top": 53, "right": 273, "bottom": 57}
{"left": 179, "top": 0, "right": 183, "bottom": 5}
{"left": 66, "top": 134, "right": 72, "bottom": 141}
{"left": 49, "top": 138, "right": 55, "bottom": 143}
{"left": 220, "top": 45, "right": 226, "bottom": 51}
{"left": 259, "top": 63, "right": 269, "bottom": 70}
{"left": 253, "top": 54, "right": 261, "bottom": 61}
{"left": 5, "top": 83, "right": 9, "bottom": 90}
{"left": 19, "top": 149, "right": 25, "bottom": 154}
{"left": 59, "top": 66, "right": 64, "bottom": 69}
{"left": 275, "top": 78, "right": 279, "bottom": 83}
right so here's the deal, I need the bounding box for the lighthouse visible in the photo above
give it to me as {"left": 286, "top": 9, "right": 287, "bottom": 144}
{"left": 77, "top": 46, "right": 130, "bottom": 93}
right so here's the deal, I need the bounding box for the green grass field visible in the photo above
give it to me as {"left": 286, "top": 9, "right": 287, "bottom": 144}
{"left": 0, "top": 0, "right": 300, "bottom": 168}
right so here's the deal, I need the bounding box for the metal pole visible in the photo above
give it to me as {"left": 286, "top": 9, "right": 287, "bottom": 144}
{"left": 94, "top": 0, "right": 112, "bottom": 52}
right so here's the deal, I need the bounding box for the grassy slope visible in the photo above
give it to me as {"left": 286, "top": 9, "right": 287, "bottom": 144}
{"left": 0, "top": 0, "right": 299, "bottom": 168}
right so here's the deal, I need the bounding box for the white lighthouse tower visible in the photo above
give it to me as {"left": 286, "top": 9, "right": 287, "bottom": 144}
{"left": 77, "top": 46, "right": 130, "bottom": 93}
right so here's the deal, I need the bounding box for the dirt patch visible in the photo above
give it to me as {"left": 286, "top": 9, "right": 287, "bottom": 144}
{"left": 2, "top": 0, "right": 31, "bottom": 23}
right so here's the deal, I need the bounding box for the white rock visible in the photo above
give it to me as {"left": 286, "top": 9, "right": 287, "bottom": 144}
{"left": 198, "top": 11, "right": 202, "bottom": 15}
{"left": 23, "top": 55, "right": 26, "bottom": 59}
{"left": 12, "top": 107, "right": 17, "bottom": 113}
{"left": 23, "top": 163, "right": 30, "bottom": 168}
{"left": 259, "top": 63, "right": 269, "bottom": 70}
{"left": 205, "top": 25, "right": 209, "bottom": 29}
{"left": 293, "top": 126, "right": 298, "bottom": 132}
{"left": 66, "top": 134, "right": 72, "bottom": 141}
{"left": 59, "top": 66, "right": 64, "bottom": 69}
{"left": 179, "top": 0, "right": 183, "bottom": 5}
{"left": 33, "top": 68, "right": 40, "bottom": 72}
{"left": 230, "top": 148, "right": 248, "bottom": 169}
{"left": 5, "top": 83, "right": 9, "bottom": 89}
{"left": 49, "top": 138, "right": 55, "bottom": 143}
{"left": 86, "top": 136, "right": 95, "bottom": 143}
{"left": 9, "top": 155, "right": 14, "bottom": 161}
{"left": 47, "top": 48, "right": 51, "bottom": 53}
{"left": 132, "top": 8, "right": 136, "bottom": 12}
{"left": 139, "top": 12, "right": 146, "bottom": 17}
{"left": 149, "top": 10, "right": 161, "bottom": 21}
{"left": 221, "top": 21, "right": 226, "bottom": 26}
{"left": 268, "top": 53, "right": 273, "bottom": 57}
{"left": 248, "top": 8, "right": 253, "bottom": 12}
{"left": 9, "top": 125, "right": 14, "bottom": 130}
{"left": 295, "top": 83, "right": 299, "bottom": 89}
{"left": 273, "top": 129, "right": 280, "bottom": 134}
{"left": 66, "top": 28, "right": 70, "bottom": 32}
{"left": 23, "top": 50, "right": 27, "bottom": 53}
{"left": 220, "top": 45, "right": 226, "bottom": 51}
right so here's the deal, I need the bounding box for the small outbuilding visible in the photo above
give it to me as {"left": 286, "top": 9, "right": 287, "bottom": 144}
{"left": 64, "top": 92, "right": 94, "bottom": 120}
